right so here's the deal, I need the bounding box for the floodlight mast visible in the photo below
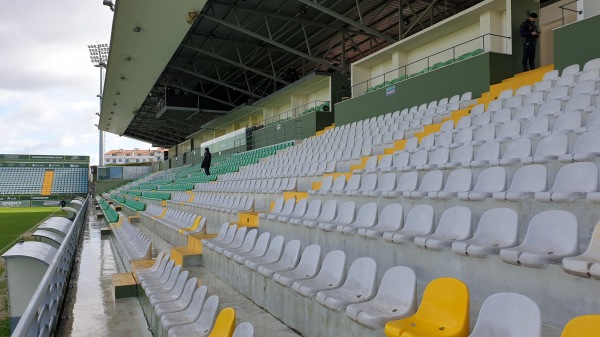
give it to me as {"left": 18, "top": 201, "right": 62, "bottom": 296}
{"left": 88, "top": 43, "right": 109, "bottom": 166}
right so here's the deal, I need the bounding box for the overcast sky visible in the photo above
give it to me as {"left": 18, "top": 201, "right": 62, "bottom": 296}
{"left": 0, "top": 1, "right": 152, "bottom": 166}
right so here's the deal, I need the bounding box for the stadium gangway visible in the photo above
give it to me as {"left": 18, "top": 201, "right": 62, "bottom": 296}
{"left": 11, "top": 197, "right": 88, "bottom": 337}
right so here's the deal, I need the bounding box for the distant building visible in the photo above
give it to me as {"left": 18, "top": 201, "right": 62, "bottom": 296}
{"left": 103, "top": 148, "right": 167, "bottom": 165}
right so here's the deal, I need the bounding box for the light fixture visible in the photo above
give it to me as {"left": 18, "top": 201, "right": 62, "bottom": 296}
{"left": 186, "top": 12, "right": 198, "bottom": 25}
{"left": 102, "top": 0, "right": 115, "bottom": 11}
{"left": 94, "top": 124, "right": 98, "bottom": 127}
{"left": 132, "top": 26, "right": 141, "bottom": 32}
{"left": 96, "top": 94, "right": 102, "bottom": 98}
{"left": 95, "top": 113, "right": 100, "bottom": 116}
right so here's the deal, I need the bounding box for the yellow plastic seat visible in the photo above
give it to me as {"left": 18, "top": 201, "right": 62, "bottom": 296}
{"left": 561, "top": 315, "right": 600, "bottom": 336}
{"left": 385, "top": 278, "right": 469, "bottom": 337}
{"left": 207, "top": 308, "right": 236, "bottom": 337}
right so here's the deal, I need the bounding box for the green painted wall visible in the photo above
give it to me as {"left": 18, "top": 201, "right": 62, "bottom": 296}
{"left": 554, "top": 14, "right": 600, "bottom": 71}
{"left": 334, "top": 53, "right": 492, "bottom": 126}
{"left": 251, "top": 110, "right": 334, "bottom": 149}
{"left": 96, "top": 180, "right": 130, "bottom": 195}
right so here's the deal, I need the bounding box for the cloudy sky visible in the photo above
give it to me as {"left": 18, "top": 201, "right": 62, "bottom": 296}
{"left": 0, "top": 1, "right": 152, "bottom": 166}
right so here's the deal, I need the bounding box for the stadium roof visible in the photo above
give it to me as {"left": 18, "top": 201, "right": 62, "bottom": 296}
{"left": 100, "top": 0, "right": 485, "bottom": 147}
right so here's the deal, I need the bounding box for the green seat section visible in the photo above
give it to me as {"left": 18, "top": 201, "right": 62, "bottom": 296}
{"left": 142, "top": 191, "right": 171, "bottom": 200}
{"left": 124, "top": 198, "right": 146, "bottom": 211}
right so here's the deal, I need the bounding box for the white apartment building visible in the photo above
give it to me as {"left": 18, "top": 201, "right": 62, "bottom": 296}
{"left": 103, "top": 148, "right": 167, "bottom": 165}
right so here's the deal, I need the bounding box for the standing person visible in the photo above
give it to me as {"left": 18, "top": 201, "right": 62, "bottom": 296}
{"left": 520, "top": 12, "right": 540, "bottom": 72}
{"left": 201, "top": 147, "right": 212, "bottom": 176}
{"left": 286, "top": 65, "right": 299, "bottom": 82}
{"left": 60, "top": 198, "right": 66, "bottom": 210}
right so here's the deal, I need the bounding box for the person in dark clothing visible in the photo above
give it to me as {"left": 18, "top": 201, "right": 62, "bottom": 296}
{"left": 520, "top": 12, "right": 540, "bottom": 72}
{"left": 60, "top": 199, "right": 66, "bottom": 210}
{"left": 201, "top": 147, "right": 212, "bottom": 176}
{"left": 286, "top": 65, "right": 299, "bottom": 82}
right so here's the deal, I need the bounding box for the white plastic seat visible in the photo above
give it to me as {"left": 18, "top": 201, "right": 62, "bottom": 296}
{"left": 167, "top": 295, "right": 219, "bottom": 337}
{"left": 244, "top": 235, "right": 285, "bottom": 270}
{"left": 470, "top": 141, "right": 501, "bottom": 167}
{"left": 136, "top": 251, "right": 166, "bottom": 279}
{"left": 521, "top": 134, "right": 569, "bottom": 164}
{"left": 318, "top": 201, "right": 356, "bottom": 231}
{"left": 450, "top": 128, "right": 473, "bottom": 148}
{"left": 140, "top": 260, "right": 176, "bottom": 289}
{"left": 563, "top": 221, "right": 600, "bottom": 278}
{"left": 232, "top": 232, "right": 272, "bottom": 264}
{"left": 495, "top": 120, "right": 522, "bottom": 143}
{"left": 303, "top": 199, "right": 337, "bottom": 228}
{"left": 562, "top": 63, "right": 580, "bottom": 76}
{"left": 232, "top": 322, "right": 254, "bottom": 337}
{"left": 223, "top": 229, "right": 258, "bottom": 259}
{"left": 403, "top": 150, "right": 428, "bottom": 171}
{"left": 452, "top": 208, "right": 519, "bottom": 258}
{"left": 257, "top": 240, "right": 302, "bottom": 278}
{"left": 522, "top": 116, "right": 550, "bottom": 138}
{"left": 513, "top": 105, "right": 536, "bottom": 121}
{"left": 143, "top": 265, "right": 182, "bottom": 296}
{"left": 149, "top": 270, "right": 190, "bottom": 306}
{"left": 353, "top": 156, "right": 378, "bottom": 174}
{"left": 499, "top": 210, "right": 579, "bottom": 268}
{"left": 497, "top": 138, "right": 532, "bottom": 166}
{"left": 471, "top": 124, "right": 496, "bottom": 146}
{"left": 358, "top": 204, "right": 403, "bottom": 239}
{"left": 267, "top": 198, "right": 295, "bottom": 220}
{"left": 444, "top": 144, "right": 474, "bottom": 169}
{"left": 367, "top": 154, "right": 393, "bottom": 173}
{"left": 383, "top": 152, "right": 410, "bottom": 172}
{"left": 349, "top": 174, "right": 378, "bottom": 196}
{"left": 201, "top": 224, "right": 232, "bottom": 250}
{"left": 457, "top": 166, "right": 506, "bottom": 201}
{"left": 404, "top": 170, "right": 443, "bottom": 198}
{"left": 289, "top": 199, "right": 321, "bottom": 225}
{"left": 468, "top": 293, "right": 541, "bottom": 337}
{"left": 429, "top": 168, "right": 472, "bottom": 200}
{"left": 534, "top": 162, "right": 598, "bottom": 202}
{"left": 292, "top": 250, "right": 346, "bottom": 298}
{"left": 492, "top": 164, "right": 547, "bottom": 201}
{"left": 309, "top": 176, "right": 333, "bottom": 195}
{"left": 160, "top": 286, "right": 208, "bottom": 332}
{"left": 431, "top": 131, "right": 453, "bottom": 150}
{"left": 583, "top": 58, "right": 600, "bottom": 71}
{"left": 345, "top": 266, "right": 417, "bottom": 329}
{"left": 214, "top": 227, "right": 248, "bottom": 255}
{"left": 337, "top": 202, "right": 378, "bottom": 234}
{"left": 548, "top": 111, "right": 583, "bottom": 135}
{"left": 321, "top": 175, "right": 346, "bottom": 195}
{"left": 154, "top": 279, "right": 200, "bottom": 319}
{"left": 273, "top": 244, "right": 322, "bottom": 287}
{"left": 315, "top": 257, "right": 377, "bottom": 311}
{"left": 383, "top": 205, "right": 435, "bottom": 244}
{"left": 421, "top": 147, "right": 449, "bottom": 170}
{"left": 559, "top": 130, "right": 600, "bottom": 162}
{"left": 278, "top": 198, "right": 308, "bottom": 223}
{"left": 381, "top": 172, "right": 418, "bottom": 198}
{"left": 414, "top": 206, "right": 472, "bottom": 250}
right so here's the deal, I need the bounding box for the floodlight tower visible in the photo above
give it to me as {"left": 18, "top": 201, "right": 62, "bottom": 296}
{"left": 88, "top": 43, "right": 109, "bottom": 166}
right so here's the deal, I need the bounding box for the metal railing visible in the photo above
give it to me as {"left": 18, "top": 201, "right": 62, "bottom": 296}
{"left": 559, "top": 0, "right": 582, "bottom": 25}
{"left": 336, "top": 33, "right": 511, "bottom": 102}
{"left": 11, "top": 197, "right": 88, "bottom": 337}
{"left": 262, "top": 100, "right": 330, "bottom": 128}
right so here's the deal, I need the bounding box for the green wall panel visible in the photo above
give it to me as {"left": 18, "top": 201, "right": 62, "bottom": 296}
{"left": 251, "top": 110, "right": 333, "bottom": 149}
{"left": 554, "top": 14, "right": 600, "bottom": 72}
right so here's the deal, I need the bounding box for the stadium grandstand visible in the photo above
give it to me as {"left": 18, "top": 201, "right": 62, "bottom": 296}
{"left": 6, "top": 0, "right": 600, "bottom": 337}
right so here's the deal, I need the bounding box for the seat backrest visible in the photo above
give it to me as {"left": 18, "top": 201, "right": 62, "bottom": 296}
{"left": 279, "top": 240, "right": 302, "bottom": 267}
{"left": 318, "top": 176, "right": 334, "bottom": 192}
{"left": 450, "top": 144, "right": 474, "bottom": 163}
{"left": 554, "top": 111, "right": 583, "bottom": 132}
{"left": 561, "top": 315, "right": 600, "bottom": 337}
{"left": 237, "top": 229, "right": 258, "bottom": 252}
{"left": 378, "top": 173, "right": 397, "bottom": 192}
{"left": 404, "top": 137, "right": 419, "bottom": 151}
{"left": 304, "top": 199, "right": 323, "bottom": 220}
{"left": 296, "top": 244, "right": 322, "bottom": 273}
{"left": 343, "top": 257, "right": 377, "bottom": 297}
{"left": 582, "top": 222, "right": 600, "bottom": 256}
{"left": 397, "top": 172, "right": 419, "bottom": 192}
{"left": 221, "top": 225, "right": 239, "bottom": 245}
{"left": 251, "top": 232, "right": 272, "bottom": 255}
{"left": 454, "top": 128, "right": 473, "bottom": 144}
{"left": 562, "top": 64, "right": 580, "bottom": 75}
{"left": 317, "top": 250, "right": 347, "bottom": 283}
{"left": 473, "top": 208, "right": 519, "bottom": 246}
{"left": 376, "top": 204, "right": 403, "bottom": 231}
{"left": 470, "top": 293, "right": 541, "bottom": 337}
{"left": 335, "top": 201, "right": 356, "bottom": 224}
{"left": 474, "top": 125, "right": 496, "bottom": 142}
{"left": 573, "top": 130, "right": 600, "bottom": 154}
{"left": 410, "top": 150, "right": 429, "bottom": 166}
{"left": 416, "top": 278, "right": 469, "bottom": 335}
{"left": 474, "top": 141, "right": 500, "bottom": 161}
{"left": 534, "top": 134, "right": 568, "bottom": 157}
{"left": 393, "top": 151, "right": 410, "bottom": 167}
{"left": 184, "top": 286, "right": 208, "bottom": 318}
{"left": 229, "top": 227, "right": 248, "bottom": 248}
{"left": 551, "top": 162, "right": 598, "bottom": 193}
{"left": 508, "top": 164, "right": 547, "bottom": 193}
{"left": 473, "top": 166, "right": 506, "bottom": 193}
{"left": 263, "top": 236, "right": 285, "bottom": 261}
{"left": 502, "top": 138, "right": 531, "bottom": 160}
{"left": 195, "top": 295, "right": 220, "bottom": 334}
{"left": 428, "top": 147, "right": 450, "bottom": 166}
{"left": 417, "top": 170, "right": 443, "bottom": 192}
{"left": 436, "top": 206, "right": 472, "bottom": 238}
{"left": 374, "top": 266, "right": 417, "bottom": 311}
{"left": 331, "top": 175, "right": 347, "bottom": 191}
{"left": 404, "top": 205, "right": 435, "bottom": 232}
{"left": 175, "top": 277, "right": 200, "bottom": 308}
{"left": 542, "top": 70, "right": 559, "bottom": 81}
{"left": 442, "top": 168, "right": 472, "bottom": 193}
{"left": 207, "top": 308, "right": 236, "bottom": 337}
{"left": 344, "top": 175, "right": 361, "bottom": 191}
{"left": 318, "top": 200, "right": 338, "bottom": 222}
{"left": 498, "top": 120, "right": 521, "bottom": 138}
{"left": 353, "top": 202, "right": 378, "bottom": 226}
{"left": 523, "top": 210, "right": 578, "bottom": 254}
{"left": 232, "top": 322, "right": 255, "bottom": 337}
{"left": 364, "top": 156, "right": 378, "bottom": 169}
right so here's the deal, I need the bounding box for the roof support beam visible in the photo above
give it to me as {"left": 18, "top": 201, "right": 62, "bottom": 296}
{"left": 182, "top": 44, "right": 288, "bottom": 85}
{"left": 295, "top": 0, "right": 396, "bottom": 44}
{"left": 199, "top": 13, "right": 343, "bottom": 71}
{"left": 163, "top": 82, "right": 237, "bottom": 108}
{"left": 168, "top": 65, "right": 262, "bottom": 99}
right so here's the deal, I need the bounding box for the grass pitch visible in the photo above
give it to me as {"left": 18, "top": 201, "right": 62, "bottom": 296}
{"left": 0, "top": 207, "right": 61, "bottom": 253}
